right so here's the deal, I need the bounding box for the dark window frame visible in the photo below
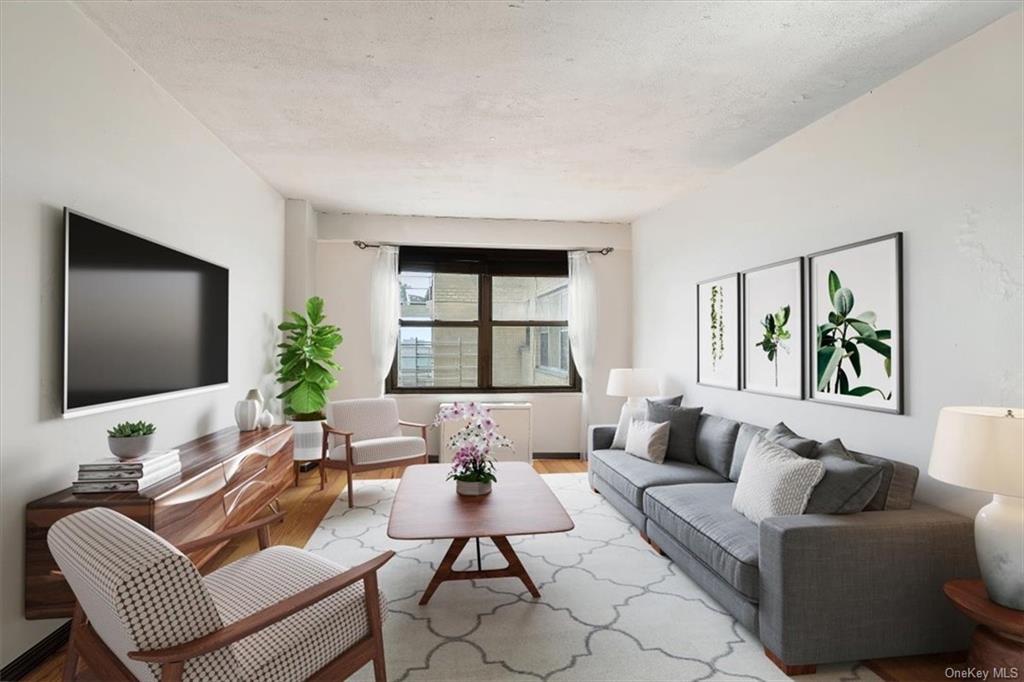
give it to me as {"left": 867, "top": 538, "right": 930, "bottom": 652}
{"left": 386, "top": 247, "right": 582, "bottom": 394}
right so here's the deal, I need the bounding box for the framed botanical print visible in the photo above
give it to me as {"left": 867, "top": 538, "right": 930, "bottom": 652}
{"left": 807, "top": 233, "right": 903, "bottom": 414}
{"left": 742, "top": 257, "right": 804, "bottom": 399}
{"left": 697, "top": 273, "right": 740, "bottom": 390}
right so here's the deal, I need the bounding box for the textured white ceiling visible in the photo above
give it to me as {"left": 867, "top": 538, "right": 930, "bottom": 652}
{"left": 78, "top": 1, "right": 1017, "bottom": 222}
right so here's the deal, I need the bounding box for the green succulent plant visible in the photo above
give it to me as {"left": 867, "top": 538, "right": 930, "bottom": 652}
{"left": 817, "top": 270, "right": 892, "bottom": 399}
{"left": 755, "top": 305, "right": 791, "bottom": 387}
{"left": 107, "top": 421, "right": 156, "bottom": 438}
{"left": 275, "top": 296, "right": 343, "bottom": 420}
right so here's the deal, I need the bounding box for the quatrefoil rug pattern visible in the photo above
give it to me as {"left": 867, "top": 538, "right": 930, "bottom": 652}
{"left": 304, "top": 473, "right": 880, "bottom": 682}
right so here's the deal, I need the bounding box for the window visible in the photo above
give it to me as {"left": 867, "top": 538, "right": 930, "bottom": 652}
{"left": 388, "top": 247, "right": 581, "bottom": 393}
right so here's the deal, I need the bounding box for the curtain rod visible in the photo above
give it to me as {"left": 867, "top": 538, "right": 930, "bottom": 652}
{"left": 352, "top": 240, "right": 613, "bottom": 255}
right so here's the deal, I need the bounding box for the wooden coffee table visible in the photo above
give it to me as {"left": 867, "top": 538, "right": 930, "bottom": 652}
{"left": 387, "top": 462, "right": 574, "bottom": 604}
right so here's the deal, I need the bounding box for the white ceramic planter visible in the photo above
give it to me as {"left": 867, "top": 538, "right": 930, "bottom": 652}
{"left": 456, "top": 480, "right": 492, "bottom": 496}
{"left": 291, "top": 419, "right": 326, "bottom": 462}
{"left": 108, "top": 434, "right": 154, "bottom": 460}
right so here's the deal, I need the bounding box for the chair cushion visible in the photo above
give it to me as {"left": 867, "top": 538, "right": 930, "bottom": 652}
{"left": 643, "top": 483, "right": 761, "bottom": 602}
{"left": 329, "top": 436, "right": 425, "bottom": 465}
{"left": 695, "top": 414, "right": 741, "bottom": 478}
{"left": 204, "top": 546, "right": 387, "bottom": 682}
{"left": 589, "top": 449, "right": 726, "bottom": 508}
{"left": 329, "top": 398, "right": 402, "bottom": 441}
{"left": 48, "top": 508, "right": 237, "bottom": 682}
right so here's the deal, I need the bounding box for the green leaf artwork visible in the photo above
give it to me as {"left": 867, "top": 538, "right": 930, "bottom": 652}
{"left": 755, "top": 305, "right": 791, "bottom": 387}
{"left": 816, "top": 270, "right": 892, "bottom": 400}
{"left": 275, "top": 296, "right": 344, "bottom": 420}
{"left": 709, "top": 284, "right": 724, "bottom": 369}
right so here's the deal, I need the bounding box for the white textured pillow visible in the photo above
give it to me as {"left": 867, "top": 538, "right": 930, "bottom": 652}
{"left": 732, "top": 435, "right": 825, "bottom": 524}
{"left": 624, "top": 419, "right": 670, "bottom": 464}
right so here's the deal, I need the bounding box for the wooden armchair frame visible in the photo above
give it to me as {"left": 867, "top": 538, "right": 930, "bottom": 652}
{"left": 60, "top": 513, "right": 394, "bottom": 682}
{"left": 321, "top": 421, "right": 429, "bottom": 507}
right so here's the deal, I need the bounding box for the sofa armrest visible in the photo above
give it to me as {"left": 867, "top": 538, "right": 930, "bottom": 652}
{"left": 758, "top": 504, "right": 979, "bottom": 666}
{"left": 588, "top": 424, "right": 617, "bottom": 455}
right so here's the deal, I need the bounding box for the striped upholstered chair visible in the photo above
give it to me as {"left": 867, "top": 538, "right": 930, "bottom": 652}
{"left": 321, "top": 397, "right": 429, "bottom": 507}
{"left": 48, "top": 507, "right": 392, "bottom": 682}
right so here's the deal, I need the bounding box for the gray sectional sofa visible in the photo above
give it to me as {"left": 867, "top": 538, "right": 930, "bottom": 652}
{"left": 587, "top": 413, "right": 980, "bottom": 674}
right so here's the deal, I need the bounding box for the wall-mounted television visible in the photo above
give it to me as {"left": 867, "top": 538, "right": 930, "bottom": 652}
{"left": 63, "top": 209, "right": 229, "bottom": 416}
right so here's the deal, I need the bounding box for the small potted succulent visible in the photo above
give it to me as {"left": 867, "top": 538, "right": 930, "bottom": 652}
{"left": 107, "top": 420, "right": 156, "bottom": 459}
{"left": 433, "top": 402, "right": 512, "bottom": 496}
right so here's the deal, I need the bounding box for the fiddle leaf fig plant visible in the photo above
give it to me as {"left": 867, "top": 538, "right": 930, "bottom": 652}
{"left": 755, "top": 305, "right": 791, "bottom": 387}
{"left": 275, "top": 296, "right": 343, "bottom": 421}
{"left": 817, "top": 271, "right": 892, "bottom": 399}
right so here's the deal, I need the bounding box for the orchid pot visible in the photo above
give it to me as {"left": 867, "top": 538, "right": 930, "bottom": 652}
{"left": 433, "top": 402, "right": 513, "bottom": 497}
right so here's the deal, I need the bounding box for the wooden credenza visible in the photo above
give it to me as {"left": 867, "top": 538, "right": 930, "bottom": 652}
{"left": 25, "top": 425, "right": 294, "bottom": 620}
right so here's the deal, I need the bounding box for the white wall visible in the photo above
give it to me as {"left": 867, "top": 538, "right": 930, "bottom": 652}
{"left": 632, "top": 13, "right": 1023, "bottom": 518}
{"left": 0, "top": 1, "right": 285, "bottom": 665}
{"left": 315, "top": 213, "right": 632, "bottom": 454}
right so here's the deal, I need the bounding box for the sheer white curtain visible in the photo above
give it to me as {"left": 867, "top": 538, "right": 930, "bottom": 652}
{"left": 369, "top": 245, "right": 400, "bottom": 394}
{"left": 568, "top": 250, "right": 598, "bottom": 457}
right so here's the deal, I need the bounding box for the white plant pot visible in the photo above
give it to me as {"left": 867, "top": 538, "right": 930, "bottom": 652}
{"left": 107, "top": 434, "right": 154, "bottom": 460}
{"left": 291, "top": 419, "right": 325, "bottom": 462}
{"left": 456, "top": 480, "right": 492, "bottom": 496}
{"left": 234, "top": 399, "right": 260, "bottom": 431}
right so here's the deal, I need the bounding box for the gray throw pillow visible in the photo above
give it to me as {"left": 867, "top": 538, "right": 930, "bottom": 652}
{"left": 765, "top": 422, "right": 819, "bottom": 459}
{"left": 611, "top": 394, "right": 682, "bottom": 449}
{"left": 729, "top": 423, "right": 768, "bottom": 481}
{"left": 645, "top": 401, "right": 703, "bottom": 464}
{"left": 805, "top": 439, "right": 884, "bottom": 514}
{"left": 695, "top": 414, "right": 741, "bottom": 477}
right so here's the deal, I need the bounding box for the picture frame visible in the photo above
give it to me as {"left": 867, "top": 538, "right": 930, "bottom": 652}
{"left": 741, "top": 257, "right": 804, "bottom": 400}
{"left": 806, "top": 233, "right": 903, "bottom": 414}
{"left": 696, "top": 273, "right": 740, "bottom": 390}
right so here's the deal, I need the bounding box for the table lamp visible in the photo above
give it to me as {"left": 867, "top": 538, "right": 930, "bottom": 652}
{"left": 607, "top": 369, "right": 660, "bottom": 408}
{"left": 928, "top": 406, "right": 1024, "bottom": 610}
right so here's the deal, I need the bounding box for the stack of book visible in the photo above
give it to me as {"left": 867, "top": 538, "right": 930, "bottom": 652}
{"left": 72, "top": 449, "right": 181, "bottom": 494}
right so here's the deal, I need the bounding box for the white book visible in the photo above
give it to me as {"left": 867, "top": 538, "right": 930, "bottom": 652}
{"left": 77, "top": 459, "right": 182, "bottom": 481}
{"left": 78, "top": 449, "right": 180, "bottom": 472}
{"left": 72, "top": 462, "right": 179, "bottom": 493}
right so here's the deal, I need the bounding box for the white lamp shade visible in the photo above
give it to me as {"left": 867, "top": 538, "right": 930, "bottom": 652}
{"left": 929, "top": 406, "right": 1024, "bottom": 497}
{"left": 606, "top": 368, "right": 659, "bottom": 398}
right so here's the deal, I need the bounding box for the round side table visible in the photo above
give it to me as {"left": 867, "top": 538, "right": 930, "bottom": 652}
{"left": 944, "top": 579, "right": 1024, "bottom": 677}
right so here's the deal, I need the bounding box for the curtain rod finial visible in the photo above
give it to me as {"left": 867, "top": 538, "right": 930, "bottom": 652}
{"left": 354, "top": 240, "right": 368, "bottom": 249}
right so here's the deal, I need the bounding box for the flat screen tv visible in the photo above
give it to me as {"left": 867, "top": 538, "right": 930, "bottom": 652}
{"left": 63, "top": 209, "right": 229, "bottom": 415}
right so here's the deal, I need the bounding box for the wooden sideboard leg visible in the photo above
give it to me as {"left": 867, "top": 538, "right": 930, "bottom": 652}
{"left": 764, "top": 647, "right": 816, "bottom": 676}
{"left": 62, "top": 603, "right": 84, "bottom": 681}
{"left": 293, "top": 461, "right": 300, "bottom": 488}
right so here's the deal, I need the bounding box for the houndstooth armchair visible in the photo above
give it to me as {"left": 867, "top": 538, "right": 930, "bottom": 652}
{"left": 48, "top": 507, "right": 392, "bottom": 682}
{"left": 321, "top": 397, "right": 429, "bottom": 507}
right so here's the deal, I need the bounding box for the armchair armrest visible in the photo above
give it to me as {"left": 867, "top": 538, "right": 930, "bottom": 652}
{"left": 128, "top": 550, "right": 395, "bottom": 665}
{"left": 321, "top": 423, "right": 353, "bottom": 438}
{"left": 758, "top": 504, "right": 979, "bottom": 666}
{"left": 175, "top": 512, "right": 285, "bottom": 554}
{"left": 588, "top": 424, "right": 617, "bottom": 455}
{"left": 399, "top": 420, "right": 429, "bottom": 440}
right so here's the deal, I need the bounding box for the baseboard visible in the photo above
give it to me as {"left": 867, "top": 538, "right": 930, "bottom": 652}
{"left": 534, "top": 452, "right": 582, "bottom": 459}
{"left": 1, "top": 621, "right": 69, "bottom": 681}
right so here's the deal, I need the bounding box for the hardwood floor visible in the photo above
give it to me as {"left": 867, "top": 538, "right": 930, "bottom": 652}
{"left": 24, "top": 460, "right": 964, "bottom": 682}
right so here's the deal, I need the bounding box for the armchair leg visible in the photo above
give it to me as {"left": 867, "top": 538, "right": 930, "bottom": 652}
{"left": 62, "top": 603, "right": 84, "bottom": 682}
{"left": 346, "top": 464, "right": 354, "bottom": 508}
{"left": 364, "top": 573, "right": 387, "bottom": 682}
{"left": 319, "top": 459, "right": 327, "bottom": 491}
{"left": 159, "top": 660, "right": 184, "bottom": 682}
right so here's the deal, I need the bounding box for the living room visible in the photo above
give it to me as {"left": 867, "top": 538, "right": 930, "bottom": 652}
{"left": 1, "top": 2, "right": 1022, "bottom": 681}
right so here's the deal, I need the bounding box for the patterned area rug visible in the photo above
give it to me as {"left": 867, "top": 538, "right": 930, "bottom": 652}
{"left": 304, "top": 473, "right": 880, "bottom": 682}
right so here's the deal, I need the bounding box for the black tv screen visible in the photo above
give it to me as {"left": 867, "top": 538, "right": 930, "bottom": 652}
{"left": 64, "top": 209, "right": 229, "bottom": 414}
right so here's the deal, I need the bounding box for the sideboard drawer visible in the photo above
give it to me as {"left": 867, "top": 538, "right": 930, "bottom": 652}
{"left": 154, "top": 465, "right": 228, "bottom": 546}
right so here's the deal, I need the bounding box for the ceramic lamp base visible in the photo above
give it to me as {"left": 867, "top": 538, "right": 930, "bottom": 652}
{"left": 975, "top": 494, "right": 1024, "bottom": 610}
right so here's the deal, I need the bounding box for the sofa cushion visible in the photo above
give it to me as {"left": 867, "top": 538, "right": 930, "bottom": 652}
{"left": 732, "top": 435, "right": 824, "bottom": 524}
{"left": 624, "top": 419, "right": 670, "bottom": 463}
{"left": 695, "top": 414, "right": 741, "bottom": 478}
{"left": 765, "top": 422, "right": 819, "bottom": 458}
{"left": 643, "top": 483, "right": 760, "bottom": 602}
{"left": 729, "top": 423, "right": 767, "bottom": 481}
{"left": 850, "top": 450, "right": 919, "bottom": 510}
{"left": 806, "top": 439, "right": 884, "bottom": 514}
{"left": 589, "top": 449, "right": 726, "bottom": 508}
{"left": 646, "top": 401, "right": 702, "bottom": 464}
{"left": 611, "top": 395, "right": 683, "bottom": 449}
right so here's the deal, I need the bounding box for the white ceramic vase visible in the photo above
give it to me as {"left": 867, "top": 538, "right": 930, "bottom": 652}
{"left": 456, "top": 480, "right": 492, "bottom": 496}
{"left": 291, "top": 419, "right": 325, "bottom": 462}
{"left": 234, "top": 399, "right": 260, "bottom": 431}
{"left": 245, "top": 388, "right": 264, "bottom": 412}
{"left": 258, "top": 410, "right": 274, "bottom": 429}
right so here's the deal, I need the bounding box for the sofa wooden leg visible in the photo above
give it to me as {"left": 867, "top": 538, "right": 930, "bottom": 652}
{"left": 764, "top": 647, "right": 816, "bottom": 676}
{"left": 591, "top": 486, "right": 601, "bottom": 495}
{"left": 649, "top": 539, "right": 666, "bottom": 556}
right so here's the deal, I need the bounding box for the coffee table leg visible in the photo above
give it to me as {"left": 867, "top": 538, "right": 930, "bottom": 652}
{"left": 420, "top": 537, "right": 469, "bottom": 605}
{"left": 492, "top": 536, "right": 541, "bottom": 598}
